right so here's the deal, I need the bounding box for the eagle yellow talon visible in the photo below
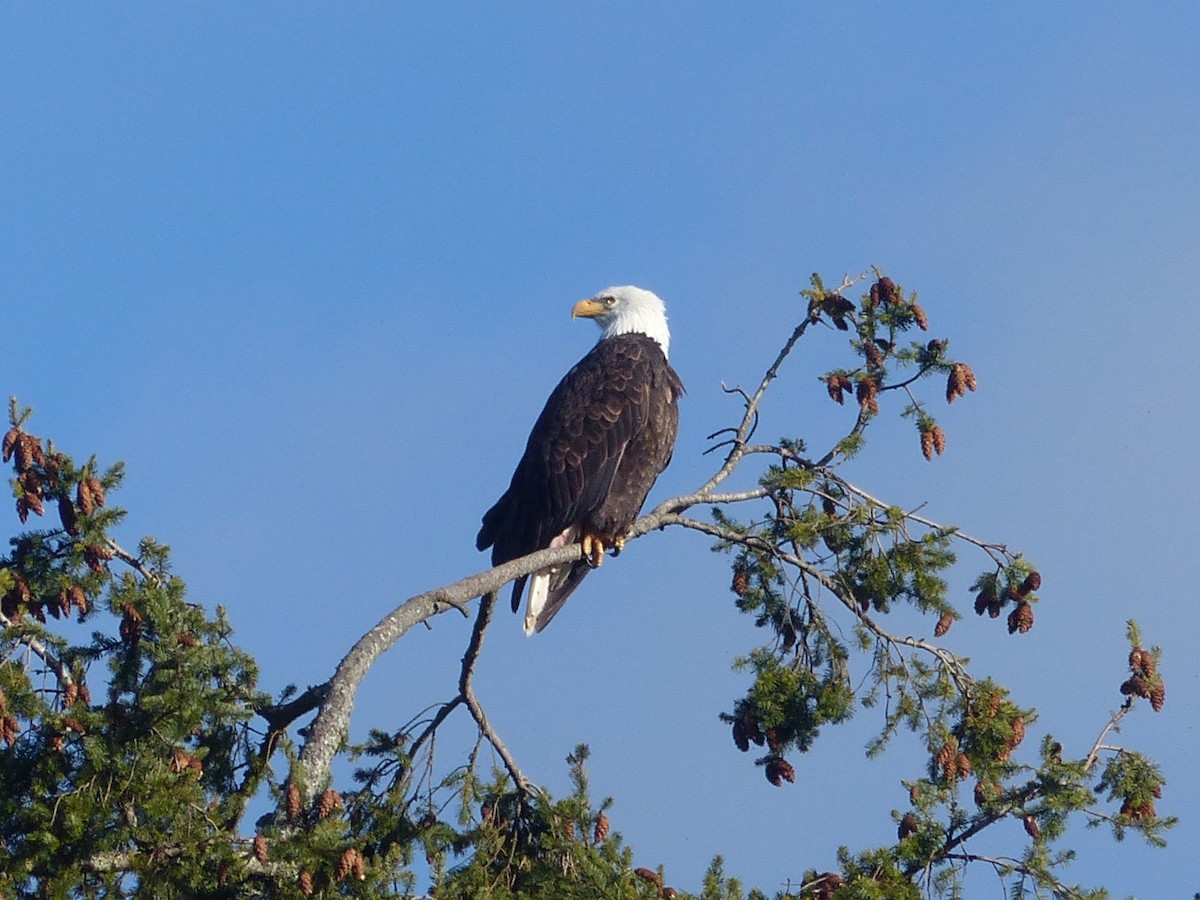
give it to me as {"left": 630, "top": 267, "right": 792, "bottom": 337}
{"left": 582, "top": 533, "right": 606, "bottom": 568}
{"left": 613, "top": 535, "right": 626, "bottom": 556}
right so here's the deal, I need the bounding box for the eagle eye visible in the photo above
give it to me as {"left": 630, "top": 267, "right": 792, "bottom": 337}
{"left": 602, "top": 295, "right": 617, "bottom": 308}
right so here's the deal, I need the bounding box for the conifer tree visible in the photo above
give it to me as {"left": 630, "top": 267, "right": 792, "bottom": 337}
{"left": 0, "top": 273, "right": 1171, "bottom": 898}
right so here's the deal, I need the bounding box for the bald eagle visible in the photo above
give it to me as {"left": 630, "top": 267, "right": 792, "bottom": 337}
{"left": 477, "top": 286, "right": 684, "bottom": 634}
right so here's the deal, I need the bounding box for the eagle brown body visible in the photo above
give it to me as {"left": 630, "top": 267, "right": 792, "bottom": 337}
{"left": 477, "top": 289, "right": 683, "bottom": 633}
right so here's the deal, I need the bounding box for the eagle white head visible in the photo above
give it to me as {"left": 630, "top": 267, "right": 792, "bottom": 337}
{"left": 572, "top": 285, "right": 671, "bottom": 359}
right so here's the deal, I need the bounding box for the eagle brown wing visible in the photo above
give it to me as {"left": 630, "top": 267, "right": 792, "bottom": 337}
{"left": 477, "top": 333, "right": 683, "bottom": 616}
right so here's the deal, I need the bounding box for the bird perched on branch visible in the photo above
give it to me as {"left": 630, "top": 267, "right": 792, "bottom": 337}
{"left": 477, "top": 286, "right": 684, "bottom": 634}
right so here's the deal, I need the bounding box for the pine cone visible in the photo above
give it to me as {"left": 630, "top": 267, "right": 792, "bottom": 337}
{"left": 171, "top": 748, "right": 192, "bottom": 774}
{"left": 920, "top": 429, "right": 935, "bottom": 461}
{"left": 874, "top": 276, "right": 899, "bottom": 306}
{"left": 825, "top": 374, "right": 852, "bottom": 405}
{"left": 594, "top": 812, "right": 610, "bottom": 843}
{"left": 946, "top": 363, "right": 977, "bottom": 404}
{"left": 974, "top": 590, "right": 992, "bottom": 616}
{"left": 1129, "top": 647, "right": 1157, "bottom": 677}
{"left": 1018, "top": 571, "right": 1042, "bottom": 595}
{"left": 298, "top": 869, "right": 314, "bottom": 897}
{"left": 76, "top": 480, "right": 95, "bottom": 516}
{"left": 934, "top": 612, "right": 954, "bottom": 637}
{"left": 864, "top": 341, "right": 885, "bottom": 368}
{"left": 252, "top": 834, "right": 268, "bottom": 863}
{"left": 898, "top": 812, "right": 919, "bottom": 840}
{"left": 935, "top": 740, "right": 957, "bottom": 782}
{"left": 1149, "top": 681, "right": 1165, "bottom": 712}
{"left": 911, "top": 303, "right": 929, "bottom": 330}
{"left": 956, "top": 753, "right": 972, "bottom": 779}
{"left": 634, "top": 866, "right": 661, "bottom": 885}
{"left": 85, "top": 477, "right": 106, "bottom": 508}
{"left": 56, "top": 494, "right": 79, "bottom": 535}
{"left": 68, "top": 584, "right": 88, "bottom": 616}
{"left": 318, "top": 789, "right": 343, "bottom": 819}
{"left": 856, "top": 376, "right": 879, "bottom": 415}
{"left": 286, "top": 782, "right": 302, "bottom": 822}
{"left": 1008, "top": 715, "right": 1026, "bottom": 750}
{"left": 731, "top": 718, "right": 750, "bottom": 752}
{"left": 731, "top": 569, "right": 748, "bottom": 596}
{"left": 765, "top": 757, "right": 795, "bottom": 786}
{"left": 336, "top": 848, "right": 365, "bottom": 882}
{"left": 1120, "top": 675, "right": 1151, "bottom": 699}
{"left": 0, "top": 714, "right": 20, "bottom": 745}
{"left": 119, "top": 603, "right": 143, "bottom": 644}
{"left": 973, "top": 780, "right": 997, "bottom": 807}
{"left": 931, "top": 425, "right": 946, "bottom": 456}
{"left": 1007, "top": 601, "right": 1034, "bottom": 635}
{"left": 1, "top": 427, "right": 19, "bottom": 462}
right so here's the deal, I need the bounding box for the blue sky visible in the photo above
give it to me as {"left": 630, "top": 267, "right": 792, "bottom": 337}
{"left": 4, "top": 5, "right": 1199, "bottom": 896}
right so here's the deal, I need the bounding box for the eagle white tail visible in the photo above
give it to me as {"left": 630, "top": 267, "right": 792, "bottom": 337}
{"left": 523, "top": 525, "right": 584, "bottom": 635}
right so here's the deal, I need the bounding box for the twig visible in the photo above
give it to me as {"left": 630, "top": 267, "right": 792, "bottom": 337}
{"left": 460, "top": 591, "right": 531, "bottom": 794}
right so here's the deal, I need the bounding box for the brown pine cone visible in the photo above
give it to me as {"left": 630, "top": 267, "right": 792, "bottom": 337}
{"left": 934, "top": 612, "right": 954, "bottom": 637}
{"left": 874, "top": 276, "right": 899, "bottom": 306}
{"left": 731, "top": 719, "right": 750, "bottom": 753}
{"left": 1007, "top": 601, "right": 1034, "bottom": 635}
{"left": 898, "top": 812, "right": 919, "bottom": 840}
{"left": 765, "top": 757, "right": 795, "bottom": 786}
{"left": 920, "top": 429, "right": 935, "bottom": 461}
{"left": 285, "top": 782, "right": 301, "bottom": 821}
{"left": 1018, "top": 571, "right": 1042, "bottom": 595}
{"left": 1149, "top": 681, "right": 1165, "bottom": 712}
{"left": 318, "top": 789, "right": 343, "bottom": 819}
{"left": 633, "top": 866, "right": 661, "bottom": 885}
{"left": 731, "top": 569, "right": 748, "bottom": 596}
{"left": 1008, "top": 715, "right": 1026, "bottom": 749}
{"left": 252, "top": 834, "right": 268, "bottom": 863}
{"left": 85, "top": 477, "right": 106, "bottom": 508}
{"left": 76, "top": 480, "right": 95, "bottom": 516}
{"left": 945, "top": 363, "right": 977, "bottom": 404}
{"left": 956, "top": 753, "right": 972, "bottom": 779}
{"left": 856, "top": 376, "right": 879, "bottom": 415}
{"left": 1, "top": 427, "right": 19, "bottom": 462}
{"left": 298, "top": 869, "right": 314, "bottom": 897}
{"left": 864, "top": 341, "right": 885, "bottom": 368}
{"left": 594, "top": 812, "right": 611, "bottom": 844}
{"left": 1120, "top": 675, "right": 1151, "bottom": 699}
{"left": 911, "top": 303, "right": 929, "bottom": 330}
{"left": 68, "top": 584, "right": 88, "bottom": 616}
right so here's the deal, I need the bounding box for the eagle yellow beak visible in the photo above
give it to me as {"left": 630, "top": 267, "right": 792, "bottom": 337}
{"left": 571, "top": 298, "right": 608, "bottom": 319}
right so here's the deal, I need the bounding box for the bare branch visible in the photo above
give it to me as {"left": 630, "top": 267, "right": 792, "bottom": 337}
{"left": 294, "top": 541, "right": 590, "bottom": 798}
{"left": 460, "top": 591, "right": 531, "bottom": 794}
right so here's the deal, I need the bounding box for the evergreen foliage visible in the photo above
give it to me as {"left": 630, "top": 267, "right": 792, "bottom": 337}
{"left": 0, "top": 274, "right": 1173, "bottom": 898}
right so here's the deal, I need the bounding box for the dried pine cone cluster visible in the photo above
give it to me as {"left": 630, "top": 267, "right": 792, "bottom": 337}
{"left": 1120, "top": 647, "right": 1165, "bottom": 712}
{"left": 336, "top": 848, "right": 366, "bottom": 882}
{"left": 945, "top": 362, "right": 977, "bottom": 403}
{"left": 934, "top": 738, "right": 972, "bottom": 783}
{"left": 824, "top": 373, "right": 854, "bottom": 405}
{"left": 0, "top": 569, "right": 91, "bottom": 625}
{"left": 730, "top": 712, "right": 765, "bottom": 753}
{"left": 920, "top": 423, "right": 947, "bottom": 460}
{"left": 973, "top": 571, "right": 1040, "bottom": 637}
{"left": 765, "top": 756, "right": 795, "bottom": 787}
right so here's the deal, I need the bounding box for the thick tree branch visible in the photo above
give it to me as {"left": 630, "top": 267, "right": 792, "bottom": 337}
{"left": 294, "top": 542, "right": 592, "bottom": 799}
